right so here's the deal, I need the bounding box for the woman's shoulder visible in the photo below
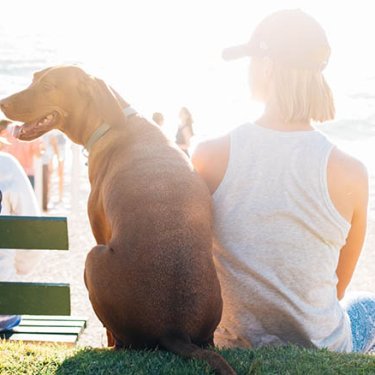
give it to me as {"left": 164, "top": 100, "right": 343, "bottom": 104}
{"left": 328, "top": 147, "right": 368, "bottom": 217}
{"left": 193, "top": 133, "right": 230, "bottom": 158}
{"left": 329, "top": 147, "right": 368, "bottom": 186}
{"left": 192, "top": 123, "right": 252, "bottom": 164}
{"left": 192, "top": 134, "right": 230, "bottom": 194}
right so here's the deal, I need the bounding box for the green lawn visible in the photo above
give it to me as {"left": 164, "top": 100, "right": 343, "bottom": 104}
{"left": 0, "top": 341, "right": 374, "bottom": 374}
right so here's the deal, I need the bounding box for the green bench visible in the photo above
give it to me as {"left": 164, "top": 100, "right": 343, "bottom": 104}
{"left": 0, "top": 215, "right": 87, "bottom": 345}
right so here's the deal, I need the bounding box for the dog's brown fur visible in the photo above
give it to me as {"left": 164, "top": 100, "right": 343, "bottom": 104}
{"left": 0, "top": 65, "right": 235, "bottom": 374}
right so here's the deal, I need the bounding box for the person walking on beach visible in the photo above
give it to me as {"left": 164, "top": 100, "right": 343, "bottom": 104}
{"left": 41, "top": 130, "right": 66, "bottom": 210}
{"left": 49, "top": 131, "right": 67, "bottom": 203}
{"left": 192, "top": 9, "right": 374, "bottom": 353}
{"left": 175, "top": 106, "right": 194, "bottom": 156}
{"left": 0, "top": 121, "right": 43, "bottom": 189}
{"left": 152, "top": 112, "right": 165, "bottom": 127}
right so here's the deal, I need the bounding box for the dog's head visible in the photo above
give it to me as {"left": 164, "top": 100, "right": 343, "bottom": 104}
{"left": 0, "top": 65, "right": 127, "bottom": 145}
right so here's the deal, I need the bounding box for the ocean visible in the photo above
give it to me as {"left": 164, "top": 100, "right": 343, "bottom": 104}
{"left": 1, "top": 3, "right": 375, "bottom": 179}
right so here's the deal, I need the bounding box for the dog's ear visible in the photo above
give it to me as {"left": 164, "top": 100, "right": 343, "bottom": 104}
{"left": 32, "top": 67, "right": 53, "bottom": 83}
{"left": 84, "top": 76, "right": 126, "bottom": 126}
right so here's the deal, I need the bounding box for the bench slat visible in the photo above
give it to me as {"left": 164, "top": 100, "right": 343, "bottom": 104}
{"left": 0, "top": 333, "right": 78, "bottom": 345}
{"left": 0, "top": 282, "right": 71, "bottom": 315}
{"left": 0, "top": 216, "right": 68, "bottom": 250}
{"left": 8, "top": 325, "right": 82, "bottom": 335}
{"left": 22, "top": 315, "right": 86, "bottom": 321}
{"left": 21, "top": 319, "right": 87, "bottom": 328}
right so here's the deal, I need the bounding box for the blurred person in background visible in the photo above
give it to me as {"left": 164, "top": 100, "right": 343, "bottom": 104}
{"left": 50, "top": 131, "right": 66, "bottom": 203}
{"left": 175, "top": 106, "right": 194, "bottom": 156}
{"left": 152, "top": 112, "right": 165, "bottom": 127}
{"left": 0, "top": 149, "right": 41, "bottom": 331}
{"left": 41, "top": 130, "right": 66, "bottom": 210}
{"left": 0, "top": 119, "right": 43, "bottom": 189}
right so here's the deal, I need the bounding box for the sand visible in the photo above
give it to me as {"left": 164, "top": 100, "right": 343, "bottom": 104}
{"left": 22, "top": 147, "right": 375, "bottom": 348}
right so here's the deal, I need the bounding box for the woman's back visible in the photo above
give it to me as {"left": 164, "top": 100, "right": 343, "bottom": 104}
{"left": 211, "top": 123, "right": 352, "bottom": 350}
{"left": 193, "top": 8, "right": 371, "bottom": 354}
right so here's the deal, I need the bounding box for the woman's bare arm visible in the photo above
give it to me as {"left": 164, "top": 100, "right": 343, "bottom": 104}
{"left": 328, "top": 148, "right": 369, "bottom": 300}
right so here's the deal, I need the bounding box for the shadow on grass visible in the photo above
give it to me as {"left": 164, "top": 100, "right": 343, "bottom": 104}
{"left": 54, "top": 345, "right": 375, "bottom": 375}
{"left": 54, "top": 347, "right": 233, "bottom": 375}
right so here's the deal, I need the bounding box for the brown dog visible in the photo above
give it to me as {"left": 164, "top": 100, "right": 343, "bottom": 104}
{"left": 0, "top": 65, "right": 235, "bottom": 375}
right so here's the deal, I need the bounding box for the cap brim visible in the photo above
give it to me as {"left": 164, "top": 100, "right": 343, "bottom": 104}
{"left": 222, "top": 43, "right": 251, "bottom": 61}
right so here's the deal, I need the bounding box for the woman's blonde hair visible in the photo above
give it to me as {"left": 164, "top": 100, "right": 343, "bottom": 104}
{"left": 272, "top": 65, "right": 335, "bottom": 123}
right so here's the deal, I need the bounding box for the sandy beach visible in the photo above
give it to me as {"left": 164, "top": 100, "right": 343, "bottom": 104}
{"left": 22, "top": 143, "right": 375, "bottom": 348}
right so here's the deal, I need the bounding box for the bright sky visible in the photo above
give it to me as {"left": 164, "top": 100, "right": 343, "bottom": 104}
{"left": 2, "top": 0, "right": 375, "bottom": 140}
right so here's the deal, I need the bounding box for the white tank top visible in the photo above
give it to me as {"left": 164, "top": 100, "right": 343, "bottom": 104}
{"left": 212, "top": 123, "right": 352, "bottom": 352}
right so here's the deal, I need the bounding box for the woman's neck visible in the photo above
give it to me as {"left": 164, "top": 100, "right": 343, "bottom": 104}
{"left": 255, "top": 106, "right": 314, "bottom": 132}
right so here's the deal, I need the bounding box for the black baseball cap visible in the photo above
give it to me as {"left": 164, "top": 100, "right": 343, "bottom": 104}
{"left": 222, "top": 9, "right": 330, "bottom": 71}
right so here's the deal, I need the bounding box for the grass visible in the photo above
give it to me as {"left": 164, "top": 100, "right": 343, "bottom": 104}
{"left": 0, "top": 341, "right": 374, "bottom": 374}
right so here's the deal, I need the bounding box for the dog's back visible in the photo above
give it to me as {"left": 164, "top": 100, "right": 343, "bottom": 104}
{"left": 84, "top": 119, "right": 237, "bottom": 373}
{"left": 85, "top": 118, "right": 223, "bottom": 344}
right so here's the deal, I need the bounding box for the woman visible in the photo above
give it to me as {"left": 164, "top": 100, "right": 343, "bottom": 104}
{"left": 175, "top": 106, "right": 194, "bottom": 156}
{"left": 192, "top": 9, "right": 374, "bottom": 353}
{"left": 152, "top": 112, "right": 165, "bottom": 127}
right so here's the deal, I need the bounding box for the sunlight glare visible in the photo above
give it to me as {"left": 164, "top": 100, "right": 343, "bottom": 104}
{"left": 2, "top": 0, "right": 375, "bottom": 141}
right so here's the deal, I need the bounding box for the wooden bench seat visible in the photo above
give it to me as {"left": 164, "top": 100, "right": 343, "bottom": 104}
{"left": 0, "top": 315, "right": 87, "bottom": 345}
{"left": 0, "top": 215, "right": 87, "bottom": 345}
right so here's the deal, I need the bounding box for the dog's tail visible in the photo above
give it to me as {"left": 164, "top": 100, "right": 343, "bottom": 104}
{"left": 159, "top": 333, "right": 236, "bottom": 375}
